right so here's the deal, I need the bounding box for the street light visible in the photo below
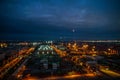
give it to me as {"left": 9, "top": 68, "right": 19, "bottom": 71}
{"left": 108, "top": 48, "right": 111, "bottom": 51}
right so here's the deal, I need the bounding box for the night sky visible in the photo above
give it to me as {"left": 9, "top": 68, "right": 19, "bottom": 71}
{"left": 0, "top": 0, "right": 120, "bottom": 40}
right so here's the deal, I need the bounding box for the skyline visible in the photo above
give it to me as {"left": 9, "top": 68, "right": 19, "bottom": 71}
{"left": 0, "top": 0, "right": 120, "bottom": 40}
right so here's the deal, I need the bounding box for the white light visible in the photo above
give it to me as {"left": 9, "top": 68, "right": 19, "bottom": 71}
{"left": 42, "top": 52, "right": 44, "bottom": 54}
{"left": 72, "top": 29, "right": 75, "bottom": 32}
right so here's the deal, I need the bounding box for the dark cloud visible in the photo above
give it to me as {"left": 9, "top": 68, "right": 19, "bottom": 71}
{"left": 0, "top": 0, "right": 120, "bottom": 40}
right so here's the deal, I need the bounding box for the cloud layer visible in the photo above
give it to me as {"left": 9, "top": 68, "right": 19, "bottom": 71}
{"left": 0, "top": 0, "right": 120, "bottom": 40}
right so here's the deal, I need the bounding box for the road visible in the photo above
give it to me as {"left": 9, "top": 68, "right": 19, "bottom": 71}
{"left": 100, "top": 69, "right": 120, "bottom": 77}
{"left": 0, "top": 57, "right": 22, "bottom": 79}
{"left": 0, "top": 47, "right": 35, "bottom": 79}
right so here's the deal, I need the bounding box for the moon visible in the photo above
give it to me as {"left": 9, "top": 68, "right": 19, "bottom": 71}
{"left": 72, "top": 29, "right": 75, "bottom": 32}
